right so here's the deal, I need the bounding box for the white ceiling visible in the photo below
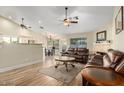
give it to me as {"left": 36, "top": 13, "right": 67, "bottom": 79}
{"left": 0, "top": 6, "right": 115, "bottom": 35}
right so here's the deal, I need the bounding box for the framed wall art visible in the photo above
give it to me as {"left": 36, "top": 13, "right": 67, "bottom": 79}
{"left": 96, "top": 31, "right": 106, "bottom": 41}
{"left": 115, "top": 6, "right": 123, "bottom": 34}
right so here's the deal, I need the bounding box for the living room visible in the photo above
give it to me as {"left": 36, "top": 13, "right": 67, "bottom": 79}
{"left": 0, "top": 6, "right": 124, "bottom": 86}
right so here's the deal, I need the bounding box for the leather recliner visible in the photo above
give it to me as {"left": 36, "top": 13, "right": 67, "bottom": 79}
{"left": 85, "top": 49, "right": 124, "bottom": 70}
{"left": 82, "top": 49, "right": 124, "bottom": 85}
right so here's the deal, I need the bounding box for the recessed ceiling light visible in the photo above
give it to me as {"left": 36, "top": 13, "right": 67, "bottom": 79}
{"left": 38, "top": 20, "right": 41, "bottom": 24}
{"left": 26, "top": 25, "right": 29, "bottom": 27}
{"left": 9, "top": 16, "right": 12, "bottom": 19}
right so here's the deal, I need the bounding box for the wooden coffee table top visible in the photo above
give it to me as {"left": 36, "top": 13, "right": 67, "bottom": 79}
{"left": 55, "top": 56, "right": 75, "bottom": 62}
{"left": 82, "top": 67, "right": 124, "bottom": 86}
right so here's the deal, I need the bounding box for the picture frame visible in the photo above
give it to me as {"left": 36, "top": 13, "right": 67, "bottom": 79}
{"left": 96, "top": 31, "right": 106, "bottom": 41}
{"left": 115, "top": 6, "right": 123, "bottom": 34}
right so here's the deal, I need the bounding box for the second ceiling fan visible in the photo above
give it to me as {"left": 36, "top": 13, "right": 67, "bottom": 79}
{"left": 20, "top": 18, "right": 32, "bottom": 29}
{"left": 20, "top": 18, "right": 44, "bottom": 30}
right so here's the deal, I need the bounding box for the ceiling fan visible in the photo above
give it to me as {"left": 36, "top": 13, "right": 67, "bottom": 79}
{"left": 61, "top": 7, "right": 79, "bottom": 27}
{"left": 20, "top": 18, "right": 32, "bottom": 29}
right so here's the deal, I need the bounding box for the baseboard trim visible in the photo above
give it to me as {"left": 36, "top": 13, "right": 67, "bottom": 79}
{"left": 0, "top": 59, "right": 42, "bottom": 73}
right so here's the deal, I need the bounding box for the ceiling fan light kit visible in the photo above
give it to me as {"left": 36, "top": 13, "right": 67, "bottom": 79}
{"left": 64, "top": 19, "right": 70, "bottom": 26}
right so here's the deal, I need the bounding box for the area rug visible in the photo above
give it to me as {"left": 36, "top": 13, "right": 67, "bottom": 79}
{"left": 39, "top": 63, "right": 83, "bottom": 84}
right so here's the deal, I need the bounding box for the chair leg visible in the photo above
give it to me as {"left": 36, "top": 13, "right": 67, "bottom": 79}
{"left": 65, "top": 63, "right": 68, "bottom": 72}
{"left": 55, "top": 61, "right": 59, "bottom": 68}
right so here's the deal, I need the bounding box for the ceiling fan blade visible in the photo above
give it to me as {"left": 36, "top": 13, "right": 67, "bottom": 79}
{"left": 70, "top": 20, "right": 78, "bottom": 23}
{"left": 20, "top": 24, "right": 27, "bottom": 29}
{"left": 40, "top": 26, "right": 44, "bottom": 29}
{"left": 73, "top": 16, "right": 79, "bottom": 20}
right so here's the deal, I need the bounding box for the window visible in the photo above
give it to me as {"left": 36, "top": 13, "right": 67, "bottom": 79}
{"left": 3, "top": 37, "right": 11, "bottom": 43}
{"left": 47, "top": 39, "right": 59, "bottom": 49}
{"left": 47, "top": 39, "right": 54, "bottom": 48}
{"left": 53, "top": 39, "right": 59, "bottom": 49}
{"left": 70, "top": 38, "right": 87, "bottom": 48}
{"left": 11, "top": 37, "right": 19, "bottom": 43}
{"left": 1, "top": 36, "right": 19, "bottom": 43}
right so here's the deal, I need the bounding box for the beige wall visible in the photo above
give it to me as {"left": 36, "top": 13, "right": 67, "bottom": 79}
{"left": 64, "top": 22, "right": 113, "bottom": 52}
{"left": 0, "top": 16, "right": 46, "bottom": 72}
{"left": 92, "top": 22, "right": 113, "bottom": 52}
{"left": 65, "top": 31, "right": 94, "bottom": 51}
{"left": 92, "top": 23, "right": 113, "bottom": 42}
{"left": 0, "top": 43, "right": 43, "bottom": 72}
{"left": 0, "top": 15, "right": 33, "bottom": 36}
{"left": 92, "top": 6, "right": 124, "bottom": 52}
{"left": 111, "top": 6, "right": 124, "bottom": 52}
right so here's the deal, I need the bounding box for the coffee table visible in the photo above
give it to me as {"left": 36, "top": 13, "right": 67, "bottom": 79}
{"left": 54, "top": 56, "right": 75, "bottom": 72}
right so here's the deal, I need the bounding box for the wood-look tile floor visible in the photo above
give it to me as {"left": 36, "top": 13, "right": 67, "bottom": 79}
{"left": 0, "top": 56, "right": 83, "bottom": 86}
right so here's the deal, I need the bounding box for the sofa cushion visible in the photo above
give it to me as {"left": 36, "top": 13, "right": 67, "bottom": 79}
{"left": 103, "top": 54, "right": 111, "bottom": 67}
{"left": 89, "top": 55, "right": 103, "bottom": 66}
{"left": 115, "top": 58, "right": 124, "bottom": 75}
{"left": 108, "top": 50, "right": 124, "bottom": 63}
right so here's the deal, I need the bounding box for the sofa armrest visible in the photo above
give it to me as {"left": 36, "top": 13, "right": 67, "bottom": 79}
{"left": 92, "top": 55, "right": 103, "bottom": 60}
{"left": 84, "top": 65, "right": 113, "bottom": 71}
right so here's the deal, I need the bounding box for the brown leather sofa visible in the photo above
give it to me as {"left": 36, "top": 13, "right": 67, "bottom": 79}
{"left": 62, "top": 48, "right": 89, "bottom": 64}
{"left": 82, "top": 49, "right": 124, "bottom": 85}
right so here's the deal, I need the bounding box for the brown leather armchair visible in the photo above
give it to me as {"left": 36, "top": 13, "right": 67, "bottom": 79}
{"left": 82, "top": 49, "right": 124, "bottom": 86}
{"left": 85, "top": 49, "right": 124, "bottom": 69}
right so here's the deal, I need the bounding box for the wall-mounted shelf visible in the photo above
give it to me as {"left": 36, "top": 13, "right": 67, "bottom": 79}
{"left": 93, "top": 40, "right": 112, "bottom": 52}
{"left": 95, "top": 40, "right": 112, "bottom": 44}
